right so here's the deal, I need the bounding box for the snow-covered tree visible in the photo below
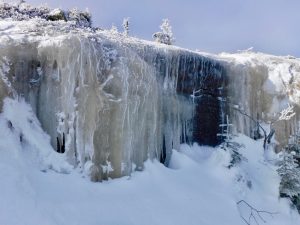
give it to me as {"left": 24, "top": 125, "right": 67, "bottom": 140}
{"left": 160, "top": 19, "right": 173, "bottom": 38}
{"left": 122, "top": 17, "right": 130, "bottom": 36}
{"left": 281, "top": 128, "right": 300, "bottom": 208}
{"left": 48, "top": 8, "right": 66, "bottom": 21}
{"left": 152, "top": 18, "right": 175, "bottom": 45}
{"left": 110, "top": 24, "right": 118, "bottom": 34}
{"left": 67, "top": 8, "right": 92, "bottom": 27}
{"left": 0, "top": 2, "right": 92, "bottom": 28}
{"left": 0, "top": 1, "right": 50, "bottom": 20}
{"left": 286, "top": 125, "right": 300, "bottom": 157}
{"left": 277, "top": 151, "right": 300, "bottom": 199}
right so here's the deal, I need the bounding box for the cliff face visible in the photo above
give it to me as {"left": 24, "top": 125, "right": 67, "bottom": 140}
{"left": 0, "top": 19, "right": 226, "bottom": 180}
{"left": 218, "top": 52, "right": 300, "bottom": 151}
{"left": 1, "top": 7, "right": 300, "bottom": 181}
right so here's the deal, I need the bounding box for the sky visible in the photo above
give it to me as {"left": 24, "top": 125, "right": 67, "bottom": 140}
{"left": 25, "top": 0, "right": 300, "bottom": 57}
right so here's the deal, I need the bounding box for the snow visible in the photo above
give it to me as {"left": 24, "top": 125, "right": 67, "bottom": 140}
{"left": 0, "top": 98, "right": 72, "bottom": 173}
{"left": 0, "top": 97, "right": 299, "bottom": 225}
{"left": 218, "top": 51, "right": 300, "bottom": 105}
{"left": 216, "top": 50, "right": 300, "bottom": 150}
{"left": 0, "top": 3, "right": 300, "bottom": 224}
{"left": 48, "top": 8, "right": 63, "bottom": 17}
{"left": 0, "top": 16, "right": 205, "bottom": 179}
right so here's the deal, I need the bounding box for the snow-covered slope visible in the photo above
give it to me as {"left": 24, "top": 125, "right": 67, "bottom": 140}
{"left": 0, "top": 102, "right": 299, "bottom": 225}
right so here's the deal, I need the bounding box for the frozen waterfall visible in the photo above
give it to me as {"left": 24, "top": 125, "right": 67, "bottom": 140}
{"left": 0, "top": 20, "right": 226, "bottom": 180}
{"left": 1, "top": 13, "right": 300, "bottom": 181}
{"left": 219, "top": 52, "right": 300, "bottom": 152}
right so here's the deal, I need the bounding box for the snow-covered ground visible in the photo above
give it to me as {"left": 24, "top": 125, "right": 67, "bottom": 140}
{"left": 1, "top": 3, "right": 300, "bottom": 224}
{"left": 0, "top": 98, "right": 299, "bottom": 225}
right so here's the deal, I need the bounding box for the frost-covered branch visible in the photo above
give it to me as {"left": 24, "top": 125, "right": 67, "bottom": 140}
{"left": 231, "top": 106, "right": 267, "bottom": 141}
{"left": 237, "top": 200, "right": 277, "bottom": 225}
{"left": 278, "top": 104, "right": 296, "bottom": 121}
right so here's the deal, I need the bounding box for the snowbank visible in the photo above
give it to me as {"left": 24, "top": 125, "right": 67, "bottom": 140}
{"left": 0, "top": 97, "right": 72, "bottom": 173}
{"left": 0, "top": 114, "right": 299, "bottom": 224}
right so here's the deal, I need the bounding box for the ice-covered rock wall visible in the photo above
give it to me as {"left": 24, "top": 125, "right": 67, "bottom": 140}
{"left": 2, "top": 4, "right": 300, "bottom": 181}
{"left": 219, "top": 52, "right": 300, "bottom": 151}
{"left": 0, "top": 19, "right": 226, "bottom": 180}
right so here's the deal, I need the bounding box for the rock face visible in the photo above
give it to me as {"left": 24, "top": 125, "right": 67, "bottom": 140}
{"left": 0, "top": 19, "right": 226, "bottom": 180}
{"left": 219, "top": 52, "right": 300, "bottom": 151}
{"left": 2, "top": 4, "right": 300, "bottom": 181}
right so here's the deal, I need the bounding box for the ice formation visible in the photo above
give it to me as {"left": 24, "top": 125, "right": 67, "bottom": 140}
{"left": 0, "top": 10, "right": 226, "bottom": 180}
{"left": 1, "top": 3, "right": 300, "bottom": 180}
{"left": 217, "top": 52, "right": 300, "bottom": 151}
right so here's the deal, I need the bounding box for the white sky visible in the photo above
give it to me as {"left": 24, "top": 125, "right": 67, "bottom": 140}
{"left": 26, "top": 0, "right": 300, "bottom": 57}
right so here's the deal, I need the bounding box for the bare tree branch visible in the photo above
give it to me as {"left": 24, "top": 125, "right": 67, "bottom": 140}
{"left": 237, "top": 200, "right": 278, "bottom": 225}
{"left": 278, "top": 104, "right": 296, "bottom": 121}
{"left": 231, "top": 106, "right": 268, "bottom": 149}
{"left": 231, "top": 104, "right": 296, "bottom": 150}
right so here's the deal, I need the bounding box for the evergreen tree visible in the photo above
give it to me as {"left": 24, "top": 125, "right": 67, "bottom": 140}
{"left": 122, "top": 17, "right": 130, "bottom": 36}
{"left": 160, "top": 19, "right": 174, "bottom": 43}
{"left": 277, "top": 151, "right": 300, "bottom": 198}
{"left": 152, "top": 18, "right": 175, "bottom": 45}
